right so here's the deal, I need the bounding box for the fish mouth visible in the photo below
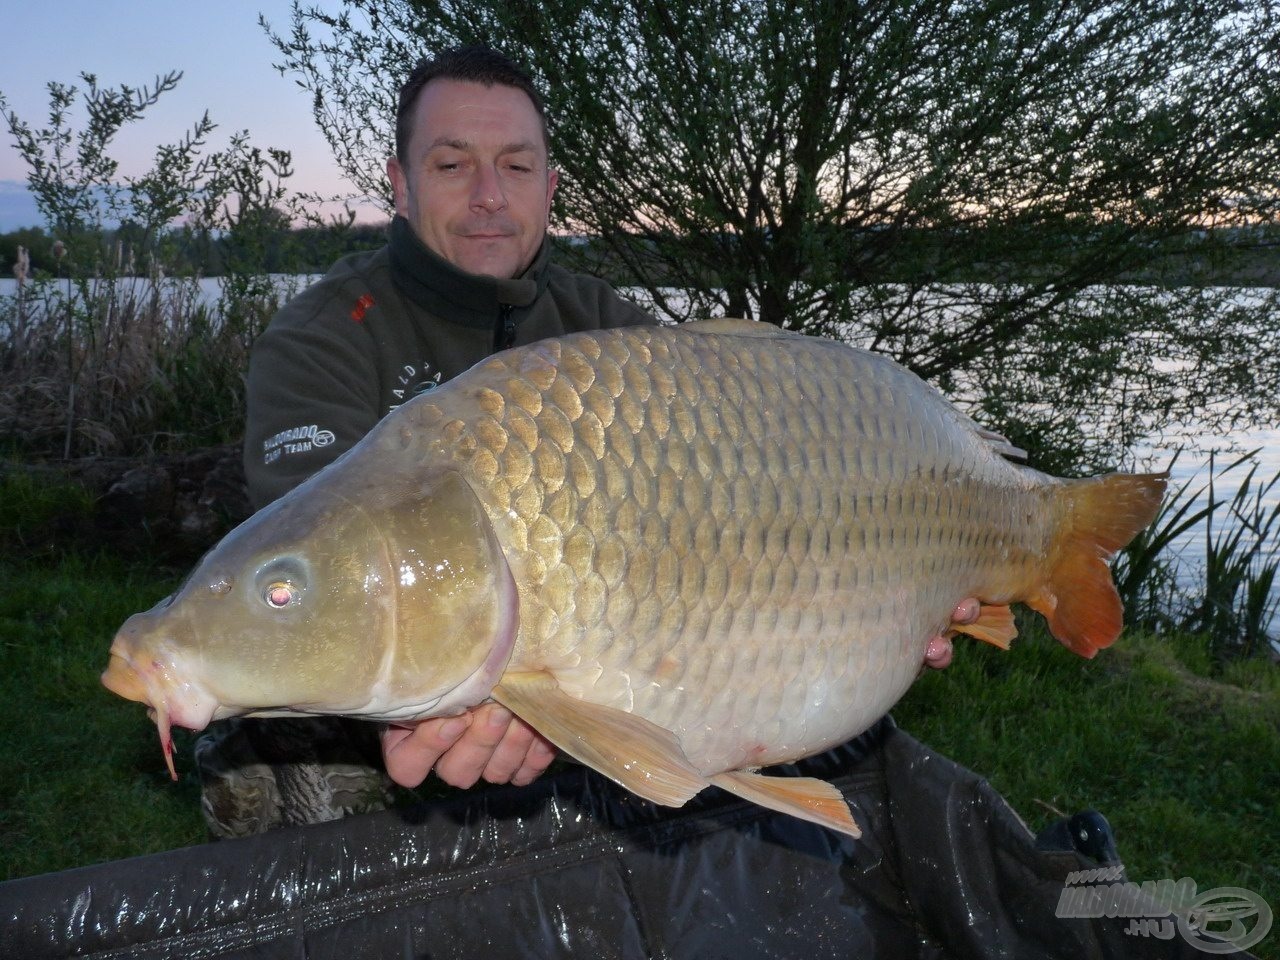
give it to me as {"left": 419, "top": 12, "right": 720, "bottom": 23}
{"left": 101, "top": 651, "right": 150, "bottom": 703}
{"left": 101, "top": 648, "right": 217, "bottom": 781}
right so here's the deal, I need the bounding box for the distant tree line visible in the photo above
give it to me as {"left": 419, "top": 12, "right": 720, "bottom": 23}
{"left": 558, "top": 223, "right": 1280, "bottom": 291}
{"left": 8, "top": 218, "right": 1278, "bottom": 290}
{"left": 1, "top": 219, "right": 390, "bottom": 280}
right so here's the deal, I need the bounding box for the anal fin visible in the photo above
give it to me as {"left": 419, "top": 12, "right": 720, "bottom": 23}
{"left": 709, "top": 770, "right": 862, "bottom": 838}
{"left": 950, "top": 603, "right": 1017, "bottom": 650}
{"left": 492, "top": 671, "right": 708, "bottom": 807}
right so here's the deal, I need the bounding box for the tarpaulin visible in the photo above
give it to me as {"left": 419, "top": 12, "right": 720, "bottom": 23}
{"left": 0, "top": 719, "right": 1256, "bottom": 959}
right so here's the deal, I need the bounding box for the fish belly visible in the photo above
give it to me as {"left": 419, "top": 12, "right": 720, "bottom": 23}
{"left": 408, "top": 323, "right": 1057, "bottom": 775}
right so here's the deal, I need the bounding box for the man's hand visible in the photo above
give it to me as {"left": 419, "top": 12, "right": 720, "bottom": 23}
{"left": 381, "top": 703, "right": 557, "bottom": 790}
{"left": 923, "top": 597, "right": 981, "bottom": 670}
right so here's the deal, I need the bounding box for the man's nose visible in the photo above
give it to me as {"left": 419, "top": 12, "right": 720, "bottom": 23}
{"left": 471, "top": 165, "right": 507, "bottom": 212}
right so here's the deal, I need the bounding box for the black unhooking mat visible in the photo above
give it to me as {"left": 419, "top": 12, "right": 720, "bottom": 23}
{"left": 0, "top": 719, "right": 1258, "bottom": 959}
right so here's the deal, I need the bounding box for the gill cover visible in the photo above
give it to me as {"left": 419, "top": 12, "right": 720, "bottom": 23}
{"left": 367, "top": 468, "right": 519, "bottom": 718}
{"left": 220, "top": 464, "right": 519, "bottom": 719}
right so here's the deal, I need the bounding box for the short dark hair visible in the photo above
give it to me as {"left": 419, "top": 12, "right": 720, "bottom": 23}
{"left": 395, "top": 46, "right": 549, "bottom": 167}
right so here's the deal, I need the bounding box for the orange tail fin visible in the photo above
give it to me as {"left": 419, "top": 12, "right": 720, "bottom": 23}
{"left": 1026, "top": 472, "right": 1166, "bottom": 658}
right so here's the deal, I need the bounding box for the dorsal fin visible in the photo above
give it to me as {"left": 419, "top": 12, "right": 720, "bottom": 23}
{"left": 975, "top": 426, "right": 1028, "bottom": 462}
{"left": 681, "top": 318, "right": 791, "bottom": 338}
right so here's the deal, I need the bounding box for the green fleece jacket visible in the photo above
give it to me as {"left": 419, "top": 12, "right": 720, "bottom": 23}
{"left": 244, "top": 216, "right": 656, "bottom": 508}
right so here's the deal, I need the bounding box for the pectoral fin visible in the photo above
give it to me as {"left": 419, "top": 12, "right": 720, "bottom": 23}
{"left": 492, "top": 671, "right": 709, "bottom": 807}
{"left": 710, "top": 770, "right": 862, "bottom": 838}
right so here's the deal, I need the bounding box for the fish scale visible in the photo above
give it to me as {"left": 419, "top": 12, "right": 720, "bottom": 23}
{"left": 103, "top": 319, "right": 1166, "bottom": 836}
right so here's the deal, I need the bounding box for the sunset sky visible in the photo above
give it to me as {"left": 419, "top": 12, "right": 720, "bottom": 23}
{"left": 0, "top": 0, "right": 375, "bottom": 231}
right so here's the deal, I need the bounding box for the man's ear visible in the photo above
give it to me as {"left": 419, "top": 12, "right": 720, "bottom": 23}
{"left": 546, "top": 168, "right": 559, "bottom": 218}
{"left": 387, "top": 157, "right": 410, "bottom": 218}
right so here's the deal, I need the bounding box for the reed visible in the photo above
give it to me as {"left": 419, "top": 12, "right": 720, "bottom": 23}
{"left": 1117, "top": 450, "right": 1280, "bottom": 660}
{"left": 2, "top": 71, "right": 323, "bottom": 459}
{"left": 0, "top": 265, "right": 288, "bottom": 458}
{"left": 1112, "top": 452, "right": 1209, "bottom": 635}
{"left": 1183, "top": 453, "right": 1280, "bottom": 660}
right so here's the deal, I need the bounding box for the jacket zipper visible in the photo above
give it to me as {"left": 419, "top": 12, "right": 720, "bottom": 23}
{"left": 493, "top": 305, "right": 516, "bottom": 353}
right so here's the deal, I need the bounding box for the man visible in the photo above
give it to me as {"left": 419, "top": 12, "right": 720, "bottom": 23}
{"left": 198, "top": 46, "right": 971, "bottom": 835}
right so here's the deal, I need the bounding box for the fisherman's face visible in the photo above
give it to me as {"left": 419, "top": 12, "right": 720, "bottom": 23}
{"left": 388, "top": 79, "right": 558, "bottom": 280}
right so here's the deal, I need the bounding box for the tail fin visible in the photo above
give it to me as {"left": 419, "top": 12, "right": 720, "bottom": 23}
{"left": 1026, "top": 472, "right": 1166, "bottom": 658}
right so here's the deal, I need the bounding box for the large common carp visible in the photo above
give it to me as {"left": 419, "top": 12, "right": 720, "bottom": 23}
{"left": 102, "top": 320, "right": 1165, "bottom": 837}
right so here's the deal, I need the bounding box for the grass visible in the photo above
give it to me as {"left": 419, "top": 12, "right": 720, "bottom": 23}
{"left": 0, "top": 472, "right": 205, "bottom": 877}
{"left": 0, "top": 548, "right": 204, "bottom": 878}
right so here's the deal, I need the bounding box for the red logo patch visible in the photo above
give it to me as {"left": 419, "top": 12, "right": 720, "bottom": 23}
{"left": 351, "top": 293, "right": 375, "bottom": 322}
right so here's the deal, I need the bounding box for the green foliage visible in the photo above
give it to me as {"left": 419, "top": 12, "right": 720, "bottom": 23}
{"left": 0, "top": 72, "right": 187, "bottom": 240}
{"left": 269, "top": 0, "right": 1280, "bottom": 470}
{"left": 0, "top": 71, "right": 336, "bottom": 263}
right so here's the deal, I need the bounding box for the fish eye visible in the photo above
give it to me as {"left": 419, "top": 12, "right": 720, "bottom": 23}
{"left": 256, "top": 557, "right": 309, "bottom": 608}
{"left": 265, "top": 581, "right": 297, "bottom": 608}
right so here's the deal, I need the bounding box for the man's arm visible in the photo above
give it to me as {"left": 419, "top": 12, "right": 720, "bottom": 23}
{"left": 243, "top": 320, "right": 381, "bottom": 510}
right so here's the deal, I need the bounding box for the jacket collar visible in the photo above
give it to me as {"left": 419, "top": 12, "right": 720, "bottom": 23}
{"left": 388, "top": 215, "right": 549, "bottom": 329}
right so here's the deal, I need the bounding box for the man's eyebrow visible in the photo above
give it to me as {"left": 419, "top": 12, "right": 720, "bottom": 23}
{"left": 424, "top": 137, "right": 540, "bottom": 156}
{"left": 425, "top": 137, "right": 470, "bottom": 152}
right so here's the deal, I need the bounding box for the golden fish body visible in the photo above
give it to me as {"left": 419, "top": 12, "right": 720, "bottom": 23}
{"left": 104, "top": 320, "right": 1164, "bottom": 835}
{"left": 446, "top": 323, "right": 1042, "bottom": 767}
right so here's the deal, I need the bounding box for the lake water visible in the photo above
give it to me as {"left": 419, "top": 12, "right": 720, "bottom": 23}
{"left": 0, "top": 274, "right": 317, "bottom": 311}
{"left": 2, "top": 275, "right": 1276, "bottom": 639}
